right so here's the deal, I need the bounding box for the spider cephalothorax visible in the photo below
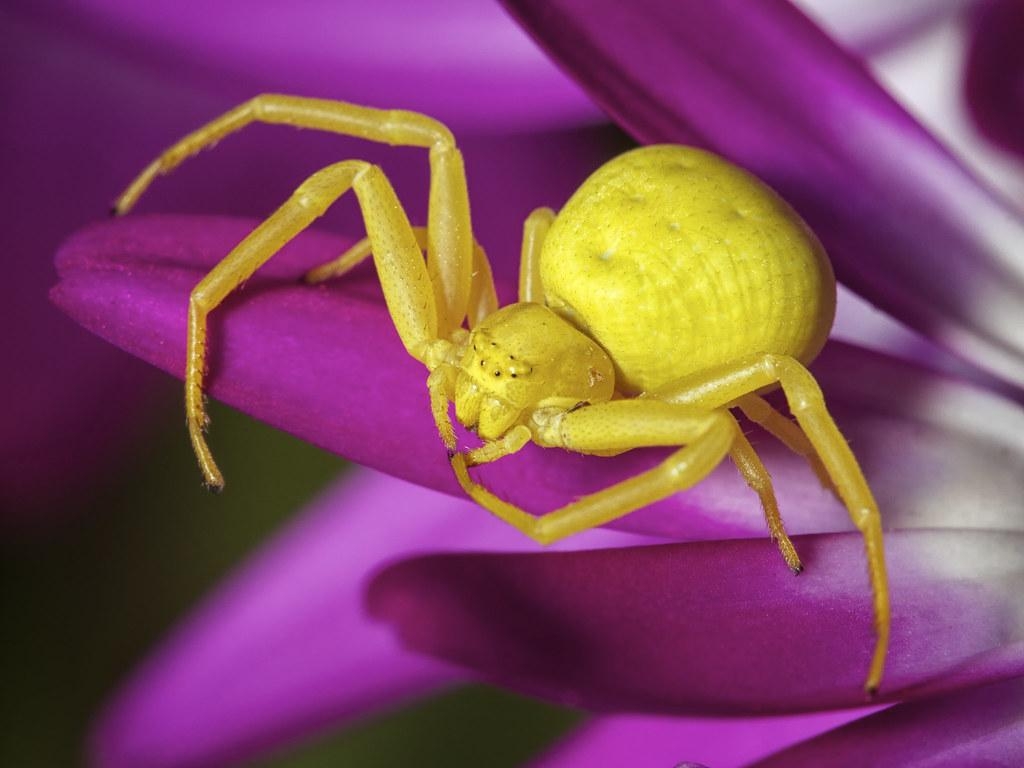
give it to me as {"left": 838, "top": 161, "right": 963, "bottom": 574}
{"left": 115, "top": 94, "right": 890, "bottom": 696}
{"left": 454, "top": 304, "right": 616, "bottom": 439}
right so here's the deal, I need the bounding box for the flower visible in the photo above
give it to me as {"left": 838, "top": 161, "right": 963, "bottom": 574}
{"left": 46, "top": 0, "right": 1024, "bottom": 766}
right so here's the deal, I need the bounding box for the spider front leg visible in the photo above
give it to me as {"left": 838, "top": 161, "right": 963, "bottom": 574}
{"left": 649, "top": 353, "right": 890, "bottom": 695}
{"left": 304, "top": 226, "right": 498, "bottom": 327}
{"left": 735, "top": 393, "right": 836, "bottom": 495}
{"left": 728, "top": 423, "right": 803, "bottom": 573}
{"left": 115, "top": 94, "right": 479, "bottom": 335}
{"left": 451, "top": 403, "right": 801, "bottom": 573}
{"left": 452, "top": 400, "right": 737, "bottom": 544}
{"left": 185, "top": 160, "right": 451, "bottom": 489}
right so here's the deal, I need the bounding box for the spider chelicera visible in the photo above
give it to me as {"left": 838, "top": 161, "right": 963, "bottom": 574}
{"left": 115, "top": 94, "right": 890, "bottom": 695}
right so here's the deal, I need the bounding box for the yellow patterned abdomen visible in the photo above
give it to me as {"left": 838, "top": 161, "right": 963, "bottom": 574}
{"left": 540, "top": 145, "right": 836, "bottom": 394}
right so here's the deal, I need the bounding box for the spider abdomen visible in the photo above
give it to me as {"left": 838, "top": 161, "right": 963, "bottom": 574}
{"left": 540, "top": 145, "right": 836, "bottom": 394}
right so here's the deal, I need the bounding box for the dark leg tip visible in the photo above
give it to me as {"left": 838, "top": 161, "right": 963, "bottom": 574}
{"left": 864, "top": 684, "right": 879, "bottom": 701}
{"left": 446, "top": 448, "right": 457, "bottom": 461}
{"left": 109, "top": 205, "right": 121, "bottom": 218}
{"left": 203, "top": 479, "right": 225, "bottom": 495}
{"left": 790, "top": 563, "right": 804, "bottom": 575}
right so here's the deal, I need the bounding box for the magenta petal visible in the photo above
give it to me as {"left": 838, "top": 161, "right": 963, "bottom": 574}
{"left": 749, "top": 676, "right": 1024, "bottom": 767}
{"left": 964, "top": 0, "right": 1024, "bottom": 160}
{"left": 502, "top": 0, "right": 1024, "bottom": 386}
{"left": 368, "top": 529, "right": 1024, "bottom": 713}
{"left": 1, "top": 6, "right": 212, "bottom": 517}
{"left": 72, "top": 0, "right": 600, "bottom": 132}
{"left": 92, "top": 468, "right": 637, "bottom": 768}
{"left": 530, "top": 709, "right": 870, "bottom": 768}
{"left": 51, "top": 215, "right": 463, "bottom": 497}
{"left": 52, "top": 215, "right": 1024, "bottom": 540}
{"left": 91, "top": 472, "right": 455, "bottom": 767}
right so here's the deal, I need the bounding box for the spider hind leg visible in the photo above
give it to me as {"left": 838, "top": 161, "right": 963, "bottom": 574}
{"left": 728, "top": 423, "right": 803, "bottom": 573}
{"left": 650, "top": 353, "right": 890, "bottom": 695}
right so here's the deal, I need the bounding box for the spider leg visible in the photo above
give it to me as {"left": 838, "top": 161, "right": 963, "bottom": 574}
{"left": 452, "top": 400, "right": 734, "bottom": 543}
{"left": 303, "top": 230, "right": 389, "bottom": 285}
{"left": 735, "top": 393, "right": 837, "bottom": 495}
{"left": 728, "top": 416, "right": 803, "bottom": 573}
{"left": 427, "top": 364, "right": 460, "bottom": 453}
{"left": 461, "top": 425, "right": 533, "bottom": 467}
{"left": 115, "top": 94, "right": 484, "bottom": 335}
{"left": 466, "top": 238, "right": 499, "bottom": 328}
{"left": 518, "top": 207, "right": 556, "bottom": 303}
{"left": 451, "top": 403, "right": 800, "bottom": 572}
{"left": 305, "top": 226, "right": 497, "bottom": 328}
{"left": 186, "top": 160, "right": 442, "bottom": 489}
{"left": 649, "top": 353, "right": 889, "bottom": 695}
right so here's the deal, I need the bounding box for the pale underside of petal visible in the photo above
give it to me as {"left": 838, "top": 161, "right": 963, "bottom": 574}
{"left": 501, "top": 0, "right": 1024, "bottom": 387}
{"left": 53, "top": 215, "right": 1024, "bottom": 542}
{"left": 368, "top": 529, "right": 1024, "bottom": 714}
{"left": 868, "top": 8, "right": 1024, "bottom": 204}
{"left": 794, "top": 0, "right": 971, "bottom": 54}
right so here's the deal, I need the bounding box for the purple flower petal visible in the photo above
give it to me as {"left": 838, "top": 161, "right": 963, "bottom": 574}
{"left": 90, "top": 470, "right": 454, "bottom": 768}
{"left": 92, "top": 468, "right": 637, "bottom": 768}
{"left": 50, "top": 215, "right": 463, "bottom": 500}
{"left": 964, "top": 0, "right": 1024, "bottom": 161}
{"left": 795, "top": 0, "right": 971, "bottom": 55}
{"left": 367, "top": 529, "right": 1024, "bottom": 713}
{"left": 529, "top": 709, "right": 871, "bottom": 768}
{"left": 69, "top": 0, "right": 601, "bottom": 132}
{"left": 52, "top": 215, "right": 1024, "bottom": 540}
{"left": 501, "top": 0, "right": 1024, "bottom": 387}
{"left": 851, "top": 4, "right": 1024, "bottom": 209}
{"left": 1, "top": 5, "right": 215, "bottom": 518}
{"left": 748, "top": 675, "right": 1024, "bottom": 767}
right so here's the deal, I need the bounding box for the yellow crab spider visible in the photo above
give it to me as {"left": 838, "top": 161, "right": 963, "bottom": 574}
{"left": 115, "top": 94, "right": 890, "bottom": 696}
